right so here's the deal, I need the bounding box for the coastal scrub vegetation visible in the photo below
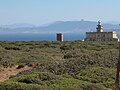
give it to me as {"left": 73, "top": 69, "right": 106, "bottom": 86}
{"left": 0, "top": 41, "right": 118, "bottom": 90}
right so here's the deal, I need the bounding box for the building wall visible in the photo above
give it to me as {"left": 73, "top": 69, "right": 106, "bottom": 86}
{"left": 112, "top": 32, "right": 118, "bottom": 38}
{"left": 85, "top": 32, "right": 119, "bottom": 41}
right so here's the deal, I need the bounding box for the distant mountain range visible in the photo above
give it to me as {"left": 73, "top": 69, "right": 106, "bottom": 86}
{"left": 0, "top": 23, "right": 35, "bottom": 29}
{"left": 0, "top": 20, "right": 120, "bottom": 38}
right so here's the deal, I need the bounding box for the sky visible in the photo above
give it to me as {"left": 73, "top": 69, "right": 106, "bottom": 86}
{"left": 0, "top": 0, "right": 120, "bottom": 25}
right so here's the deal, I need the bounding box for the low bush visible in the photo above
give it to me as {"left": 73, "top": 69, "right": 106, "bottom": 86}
{"left": 0, "top": 81, "right": 42, "bottom": 90}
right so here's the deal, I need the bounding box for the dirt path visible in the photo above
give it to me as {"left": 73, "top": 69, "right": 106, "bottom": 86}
{"left": 0, "top": 65, "right": 31, "bottom": 82}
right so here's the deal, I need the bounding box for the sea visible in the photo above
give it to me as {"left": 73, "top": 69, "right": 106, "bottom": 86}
{"left": 0, "top": 33, "right": 85, "bottom": 41}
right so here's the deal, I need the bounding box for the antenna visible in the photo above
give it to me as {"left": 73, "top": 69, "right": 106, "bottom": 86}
{"left": 115, "top": 24, "right": 120, "bottom": 89}
{"left": 115, "top": 43, "right": 120, "bottom": 89}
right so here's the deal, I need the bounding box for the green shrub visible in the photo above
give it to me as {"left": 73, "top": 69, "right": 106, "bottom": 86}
{"left": 0, "top": 81, "right": 42, "bottom": 90}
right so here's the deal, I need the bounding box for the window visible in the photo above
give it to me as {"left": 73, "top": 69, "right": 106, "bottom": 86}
{"left": 103, "top": 34, "right": 105, "bottom": 37}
